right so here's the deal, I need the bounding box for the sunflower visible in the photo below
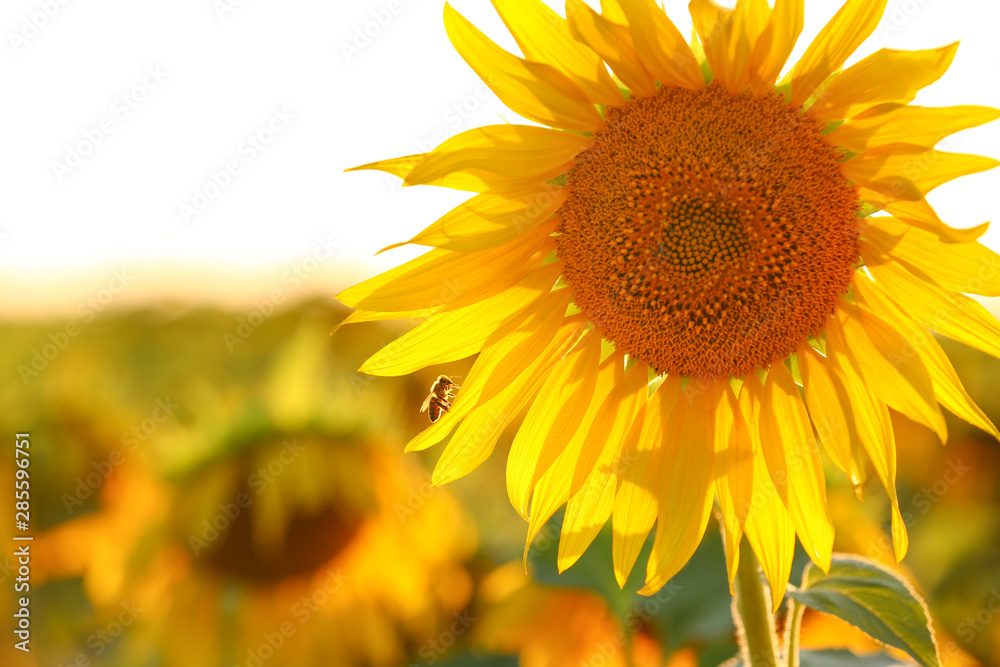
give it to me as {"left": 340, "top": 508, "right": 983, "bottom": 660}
{"left": 339, "top": 0, "right": 1000, "bottom": 605}
{"left": 474, "top": 561, "right": 665, "bottom": 667}
{"left": 36, "top": 440, "right": 477, "bottom": 667}
{"left": 33, "top": 318, "right": 478, "bottom": 667}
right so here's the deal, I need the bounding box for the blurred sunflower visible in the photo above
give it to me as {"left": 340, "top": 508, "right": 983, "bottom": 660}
{"left": 35, "top": 323, "right": 477, "bottom": 667}
{"left": 474, "top": 562, "right": 664, "bottom": 667}
{"left": 339, "top": 0, "right": 1000, "bottom": 604}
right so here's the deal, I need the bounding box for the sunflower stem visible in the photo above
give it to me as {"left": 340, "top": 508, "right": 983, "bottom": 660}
{"left": 733, "top": 539, "right": 781, "bottom": 666}
{"left": 784, "top": 598, "right": 806, "bottom": 667}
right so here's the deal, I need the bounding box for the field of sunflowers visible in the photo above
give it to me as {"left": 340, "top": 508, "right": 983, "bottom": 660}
{"left": 2, "top": 297, "right": 998, "bottom": 666}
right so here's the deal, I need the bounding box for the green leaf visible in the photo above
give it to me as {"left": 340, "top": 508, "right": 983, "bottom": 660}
{"left": 727, "top": 648, "right": 915, "bottom": 667}
{"left": 799, "top": 649, "right": 917, "bottom": 667}
{"left": 785, "top": 555, "right": 940, "bottom": 667}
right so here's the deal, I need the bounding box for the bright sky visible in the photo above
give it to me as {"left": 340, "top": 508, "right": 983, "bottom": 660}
{"left": 2, "top": 0, "right": 998, "bottom": 315}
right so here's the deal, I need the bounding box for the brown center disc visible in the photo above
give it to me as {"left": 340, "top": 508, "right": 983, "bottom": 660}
{"left": 556, "top": 82, "right": 860, "bottom": 379}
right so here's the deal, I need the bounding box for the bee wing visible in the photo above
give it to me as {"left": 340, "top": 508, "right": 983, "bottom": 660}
{"left": 420, "top": 393, "right": 433, "bottom": 413}
{"left": 428, "top": 401, "right": 443, "bottom": 423}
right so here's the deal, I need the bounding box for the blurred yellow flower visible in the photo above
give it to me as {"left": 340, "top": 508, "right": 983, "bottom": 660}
{"left": 39, "top": 439, "right": 476, "bottom": 667}
{"left": 34, "top": 324, "right": 477, "bottom": 667}
{"left": 340, "top": 0, "right": 1000, "bottom": 604}
{"left": 475, "top": 562, "right": 664, "bottom": 667}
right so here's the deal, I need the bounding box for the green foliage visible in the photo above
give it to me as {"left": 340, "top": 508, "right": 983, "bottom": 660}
{"left": 530, "top": 518, "right": 738, "bottom": 657}
{"left": 730, "top": 648, "right": 913, "bottom": 666}
{"left": 786, "top": 555, "right": 940, "bottom": 667}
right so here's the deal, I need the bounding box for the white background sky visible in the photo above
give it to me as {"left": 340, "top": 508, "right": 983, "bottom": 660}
{"left": 2, "top": 0, "right": 998, "bottom": 316}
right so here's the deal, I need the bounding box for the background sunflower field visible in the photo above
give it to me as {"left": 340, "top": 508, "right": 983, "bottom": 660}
{"left": 3, "top": 0, "right": 1000, "bottom": 665}
{"left": 2, "top": 296, "right": 999, "bottom": 666}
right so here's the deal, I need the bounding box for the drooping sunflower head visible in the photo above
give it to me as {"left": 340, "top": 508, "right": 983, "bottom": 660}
{"left": 32, "top": 319, "right": 478, "bottom": 667}
{"left": 340, "top": 0, "right": 1000, "bottom": 605}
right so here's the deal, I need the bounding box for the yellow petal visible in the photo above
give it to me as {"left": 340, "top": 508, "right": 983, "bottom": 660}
{"left": 565, "top": 0, "right": 657, "bottom": 98}
{"left": 825, "top": 316, "right": 908, "bottom": 560}
{"left": 507, "top": 330, "right": 601, "bottom": 517}
{"left": 432, "top": 377, "right": 536, "bottom": 486}
{"left": 524, "top": 354, "right": 621, "bottom": 567}
{"left": 523, "top": 462, "right": 572, "bottom": 569}
{"left": 798, "top": 344, "right": 865, "bottom": 489}
{"left": 617, "top": 0, "right": 704, "bottom": 90}
{"left": 611, "top": 400, "right": 656, "bottom": 589}
{"left": 811, "top": 44, "right": 958, "bottom": 121}
{"left": 690, "top": 0, "right": 770, "bottom": 93}
{"left": 739, "top": 376, "right": 796, "bottom": 609}
{"left": 788, "top": 0, "right": 888, "bottom": 107}
{"left": 640, "top": 381, "right": 716, "bottom": 595}
{"left": 837, "top": 301, "right": 948, "bottom": 443}
{"left": 491, "top": 0, "right": 624, "bottom": 107}
{"left": 867, "top": 260, "right": 1000, "bottom": 361}
{"left": 445, "top": 4, "right": 604, "bottom": 132}
{"left": 862, "top": 217, "right": 1000, "bottom": 297}
{"left": 337, "top": 222, "right": 554, "bottom": 313}
{"left": 831, "top": 104, "right": 1000, "bottom": 154}
{"left": 358, "top": 264, "right": 561, "bottom": 376}
{"left": 748, "top": 0, "right": 803, "bottom": 95}
{"left": 405, "top": 289, "right": 573, "bottom": 453}
{"left": 713, "top": 381, "right": 755, "bottom": 586}
{"left": 843, "top": 146, "right": 1000, "bottom": 202}
{"left": 381, "top": 185, "right": 569, "bottom": 254}
{"left": 405, "top": 124, "right": 591, "bottom": 189}
{"left": 690, "top": 0, "right": 739, "bottom": 89}
{"left": 613, "top": 376, "right": 682, "bottom": 588}
{"left": 734, "top": 0, "right": 771, "bottom": 47}
{"left": 431, "top": 317, "right": 590, "bottom": 483}
{"left": 600, "top": 0, "right": 627, "bottom": 24}
{"left": 347, "top": 153, "right": 484, "bottom": 192}
{"left": 331, "top": 307, "right": 434, "bottom": 334}
{"left": 559, "top": 474, "right": 615, "bottom": 572}
{"left": 553, "top": 354, "right": 626, "bottom": 571}
{"left": 758, "top": 362, "right": 834, "bottom": 572}
{"left": 572, "top": 358, "right": 648, "bottom": 495}
{"left": 853, "top": 273, "right": 1000, "bottom": 440}
{"left": 883, "top": 197, "right": 989, "bottom": 244}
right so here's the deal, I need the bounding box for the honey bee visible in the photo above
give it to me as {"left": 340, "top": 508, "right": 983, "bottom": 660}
{"left": 420, "top": 375, "right": 461, "bottom": 423}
